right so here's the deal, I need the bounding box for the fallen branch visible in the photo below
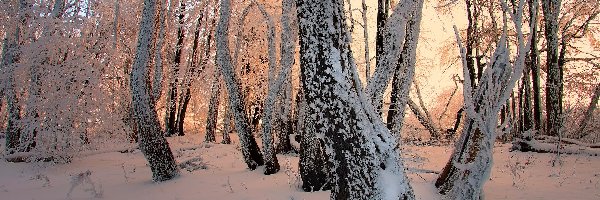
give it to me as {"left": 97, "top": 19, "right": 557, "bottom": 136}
{"left": 511, "top": 138, "right": 600, "bottom": 156}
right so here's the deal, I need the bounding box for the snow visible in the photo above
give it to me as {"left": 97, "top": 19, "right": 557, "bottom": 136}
{"left": 1, "top": 136, "right": 599, "bottom": 199}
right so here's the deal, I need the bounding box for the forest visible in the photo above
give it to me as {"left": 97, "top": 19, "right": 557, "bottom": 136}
{"left": 0, "top": 0, "right": 599, "bottom": 199}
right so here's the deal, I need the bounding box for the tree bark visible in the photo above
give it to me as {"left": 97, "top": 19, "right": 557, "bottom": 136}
{"left": 165, "top": 0, "right": 186, "bottom": 137}
{"left": 529, "top": 0, "right": 543, "bottom": 132}
{"left": 541, "top": 0, "right": 562, "bottom": 137}
{"left": 297, "top": 0, "right": 415, "bottom": 199}
{"left": 298, "top": 90, "right": 331, "bottom": 192}
{"left": 130, "top": 0, "right": 178, "bottom": 182}
{"left": 175, "top": 12, "right": 209, "bottom": 137}
{"left": 221, "top": 100, "right": 232, "bottom": 144}
{"left": 388, "top": 0, "right": 424, "bottom": 138}
{"left": 2, "top": 31, "right": 22, "bottom": 155}
{"left": 204, "top": 76, "right": 221, "bottom": 143}
{"left": 216, "top": 0, "right": 264, "bottom": 170}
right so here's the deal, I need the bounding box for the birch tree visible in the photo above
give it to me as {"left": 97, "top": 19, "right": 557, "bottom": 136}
{"left": 297, "top": 0, "right": 414, "bottom": 199}
{"left": 130, "top": 0, "right": 178, "bottom": 182}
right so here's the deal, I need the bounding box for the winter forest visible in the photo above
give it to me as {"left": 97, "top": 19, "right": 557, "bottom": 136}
{"left": 0, "top": 0, "right": 598, "bottom": 199}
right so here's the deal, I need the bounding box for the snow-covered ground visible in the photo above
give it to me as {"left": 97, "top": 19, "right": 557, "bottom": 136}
{"left": 1, "top": 134, "right": 599, "bottom": 200}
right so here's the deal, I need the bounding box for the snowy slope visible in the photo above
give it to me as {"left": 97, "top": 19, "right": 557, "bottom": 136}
{"left": 1, "top": 135, "right": 599, "bottom": 200}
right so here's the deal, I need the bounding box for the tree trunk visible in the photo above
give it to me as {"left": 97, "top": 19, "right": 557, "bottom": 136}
{"left": 366, "top": 0, "right": 416, "bottom": 113}
{"left": 297, "top": 0, "right": 415, "bottom": 199}
{"left": 407, "top": 99, "right": 440, "bottom": 139}
{"left": 376, "top": 0, "right": 390, "bottom": 66}
{"left": 165, "top": 0, "right": 186, "bottom": 137}
{"left": 578, "top": 83, "right": 600, "bottom": 138}
{"left": 205, "top": 76, "right": 221, "bottom": 143}
{"left": 221, "top": 100, "right": 232, "bottom": 144}
{"left": 2, "top": 33, "right": 21, "bottom": 155}
{"left": 298, "top": 88, "right": 331, "bottom": 192}
{"left": 361, "top": 0, "right": 371, "bottom": 81}
{"left": 216, "top": 0, "right": 264, "bottom": 170}
{"left": 436, "top": 19, "right": 528, "bottom": 198}
{"left": 152, "top": 0, "right": 167, "bottom": 104}
{"left": 175, "top": 12, "right": 209, "bottom": 137}
{"left": 130, "top": 0, "right": 178, "bottom": 182}
{"left": 541, "top": 0, "right": 562, "bottom": 137}
{"left": 529, "top": 0, "right": 543, "bottom": 132}
{"left": 388, "top": 0, "right": 424, "bottom": 138}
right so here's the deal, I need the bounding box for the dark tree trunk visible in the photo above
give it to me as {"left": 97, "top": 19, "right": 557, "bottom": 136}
{"left": 523, "top": 54, "right": 534, "bottom": 134}
{"left": 297, "top": 0, "right": 415, "bottom": 199}
{"left": 2, "top": 0, "right": 30, "bottom": 155}
{"left": 465, "top": 0, "right": 478, "bottom": 90}
{"left": 375, "top": 0, "right": 390, "bottom": 64}
{"left": 529, "top": 0, "right": 543, "bottom": 132}
{"left": 541, "top": 0, "right": 562, "bottom": 137}
{"left": 175, "top": 13, "right": 209, "bottom": 137}
{"left": 165, "top": 1, "right": 186, "bottom": 137}
{"left": 130, "top": 0, "right": 178, "bottom": 182}
{"left": 297, "top": 87, "right": 331, "bottom": 192}
{"left": 205, "top": 76, "right": 221, "bottom": 143}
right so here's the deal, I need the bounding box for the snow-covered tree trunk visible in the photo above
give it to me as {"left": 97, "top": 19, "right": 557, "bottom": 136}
{"left": 298, "top": 88, "right": 331, "bottom": 192}
{"left": 205, "top": 76, "right": 221, "bottom": 143}
{"left": 387, "top": 0, "right": 424, "bottom": 137}
{"left": 365, "top": 0, "right": 415, "bottom": 113}
{"left": 152, "top": 0, "right": 167, "bottom": 104}
{"left": 216, "top": 0, "right": 263, "bottom": 170}
{"left": 541, "top": 0, "right": 562, "bottom": 137}
{"left": 221, "top": 100, "right": 232, "bottom": 144}
{"left": 130, "top": 0, "right": 178, "bottom": 182}
{"left": 375, "top": 0, "right": 390, "bottom": 68}
{"left": 274, "top": 77, "right": 294, "bottom": 154}
{"left": 297, "top": 0, "right": 414, "bottom": 199}
{"left": 247, "top": 1, "right": 282, "bottom": 175}
{"left": 2, "top": 29, "right": 21, "bottom": 155}
{"left": 21, "top": 0, "right": 63, "bottom": 153}
{"left": 165, "top": 0, "right": 186, "bottom": 137}
{"left": 436, "top": 4, "right": 529, "bottom": 197}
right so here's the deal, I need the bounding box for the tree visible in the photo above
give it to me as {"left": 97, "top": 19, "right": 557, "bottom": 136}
{"left": 178, "top": 4, "right": 217, "bottom": 137}
{"left": 165, "top": 0, "right": 186, "bottom": 137}
{"left": 298, "top": 87, "right": 331, "bottom": 192}
{"left": 216, "top": 0, "right": 264, "bottom": 170}
{"left": 436, "top": 2, "right": 530, "bottom": 198}
{"left": 204, "top": 75, "right": 221, "bottom": 143}
{"left": 541, "top": 0, "right": 562, "bottom": 137}
{"left": 3, "top": 0, "right": 30, "bottom": 155}
{"left": 130, "top": 0, "right": 178, "bottom": 182}
{"left": 387, "top": 0, "right": 425, "bottom": 137}
{"left": 297, "top": 0, "right": 414, "bottom": 199}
